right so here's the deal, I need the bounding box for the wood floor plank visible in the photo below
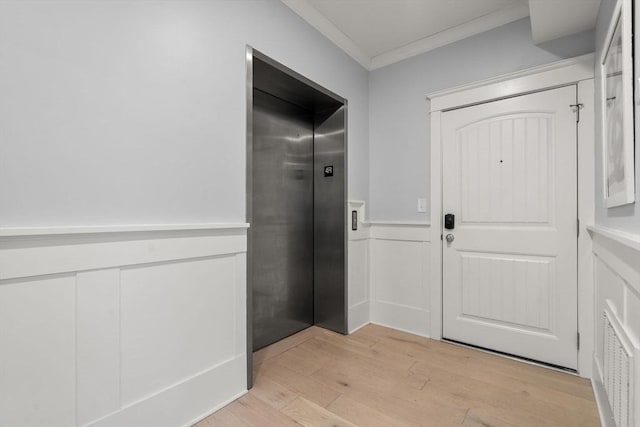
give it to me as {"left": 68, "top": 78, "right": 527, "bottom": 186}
{"left": 227, "top": 394, "right": 301, "bottom": 426}
{"left": 249, "top": 374, "right": 299, "bottom": 410}
{"left": 253, "top": 326, "right": 323, "bottom": 367}
{"left": 326, "top": 394, "right": 413, "bottom": 427}
{"left": 462, "top": 408, "right": 517, "bottom": 427}
{"left": 282, "top": 396, "right": 356, "bottom": 427}
{"left": 201, "top": 402, "right": 252, "bottom": 427}
{"left": 413, "top": 359, "right": 599, "bottom": 426}
{"left": 260, "top": 358, "right": 343, "bottom": 408}
{"left": 269, "top": 344, "right": 327, "bottom": 376}
{"left": 310, "top": 362, "right": 468, "bottom": 426}
{"left": 371, "top": 329, "right": 596, "bottom": 402}
{"left": 198, "top": 324, "right": 599, "bottom": 427}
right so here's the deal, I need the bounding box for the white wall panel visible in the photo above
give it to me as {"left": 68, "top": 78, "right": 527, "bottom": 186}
{"left": 347, "top": 200, "right": 370, "bottom": 333}
{"left": 0, "top": 276, "right": 76, "bottom": 427}
{"left": 234, "top": 253, "right": 247, "bottom": 357}
{"left": 91, "top": 356, "right": 246, "bottom": 427}
{"left": 368, "top": 223, "right": 431, "bottom": 337}
{"left": 120, "top": 256, "right": 236, "bottom": 405}
{"left": 348, "top": 240, "right": 368, "bottom": 307}
{"left": 76, "top": 269, "right": 121, "bottom": 425}
{"left": 626, "top": 289, "right": 640, "bottom": 346}
{"left": 371, "top": 240, "right": 428, "bottom": 308}
{"left": 0, "top": 226, "right": 247, "bottom": 427}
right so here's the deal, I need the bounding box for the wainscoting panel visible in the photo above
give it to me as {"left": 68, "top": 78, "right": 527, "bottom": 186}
{"left": 76, "top": 268, "right": 121, "bottom": 426}
{"left": 348, "top": 200, "right": 370, "bottom": 333}
{"left": 369, "top": 223, "right": 431, "bottom": 337}
{"left": 0, "top": 275, "right": 76, "bottom": 427}
{"left": 0, "top": 225, "right": 248, "bottom": 427}
{"left": 589, "top": 226, "right": 640, "bottom": 427}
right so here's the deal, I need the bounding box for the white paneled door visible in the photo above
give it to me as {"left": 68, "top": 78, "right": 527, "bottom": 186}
{"left": 441, "top": 85, "right": 578, "bottom": 369}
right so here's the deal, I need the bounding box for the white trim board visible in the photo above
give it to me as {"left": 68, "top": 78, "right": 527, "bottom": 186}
{"left": 577, "top": 79, "right": 596, "bottom": 380}
{"left": 592, "top": 358, "right": 617, "bottom": 427}
{"left": 0, "top": 227, "right": 247, "bottom": 281}
{"left": 280, "top": 0, "right": 529, "bottom": 71}
{"left": 279, "top": 0, "right": 371, "bottom": 69}
{"left": 369, "top": 4, "right": 529, "bottom": 70}
{"left": 369, "top": 223, "right": 430, "bottom": 242}
{"left": 589, "top": 225, "right": 640, "bottom": 298}
{"left": 0, "top": 223, "right": 250, "bottom": 237}
{"left": 428, "top": 53, "right": 595, "bottom": 111}
{"left": 367, "top": 220, "right": 431, "bottom": 226}
{"left": 429, "top": 56, "right": 595, "bottom": 378}
{"left": 587, "top": 225, "right": 640, "bottom": 254}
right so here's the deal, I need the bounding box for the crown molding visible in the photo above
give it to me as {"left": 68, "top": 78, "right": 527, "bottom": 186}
{"left": 280, "top": 0, "right": 371, "bottom": 69}
{"left": 281, "top": 0, "right": 530, "bottom": 71}
{"left": 370, "top": 3, "right": 530, "bottom": 70}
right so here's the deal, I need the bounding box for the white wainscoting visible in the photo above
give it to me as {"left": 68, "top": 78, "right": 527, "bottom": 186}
{"left": 348, "top": 201, "right": 370, "bottom": 333}
{"left": 369, "top": 222, "right": 431, "bottom": 337}
{"left": 588, "top": 226, "right": 640, "bottom": 427}
{"left": 0, "top": 225, "right": 248, "bottom": 427}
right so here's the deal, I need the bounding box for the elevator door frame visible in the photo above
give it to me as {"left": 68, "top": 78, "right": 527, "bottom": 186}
{"left": 245, "top": 47, "right": 348, "bottom": 389}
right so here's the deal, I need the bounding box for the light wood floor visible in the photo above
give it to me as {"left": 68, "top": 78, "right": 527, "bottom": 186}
{"left": 197, "top": 324, "right": 599, "bottom": 426}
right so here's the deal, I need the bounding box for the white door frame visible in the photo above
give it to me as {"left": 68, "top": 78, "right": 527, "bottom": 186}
{"left": 427, "top": 53, "right": 595, "bottom": 378}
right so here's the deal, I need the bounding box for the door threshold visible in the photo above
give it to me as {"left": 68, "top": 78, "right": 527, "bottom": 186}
{"left": 442, "top": 338, "right": 578, "bottom": 375}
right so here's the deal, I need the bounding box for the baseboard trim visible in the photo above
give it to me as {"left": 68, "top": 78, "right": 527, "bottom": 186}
{"left": 184, "top": 389, "right": 248, "bottom": 427}
{"left": 88, "top": 355, "right": 246, "bottom": 427}
{"left": 592, "top": 357, "right": 616, "bottom": 427}
{"left": 348, "top": 300, "right": 370, "bottom": 334}
{"left": 370, "top": 300, "right": 430, "bottom": 338}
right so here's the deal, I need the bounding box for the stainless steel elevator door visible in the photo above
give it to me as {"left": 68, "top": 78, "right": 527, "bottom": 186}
{"left": 252, "top": 89, "right": 314, "bottom": 351}
{"left": 313, "top": 106, "right": 346, "bottom": 333}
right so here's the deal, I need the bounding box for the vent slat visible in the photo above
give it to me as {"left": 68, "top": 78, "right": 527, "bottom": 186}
{"left": 603, "top": 311, "right": 633, "bottom": 427}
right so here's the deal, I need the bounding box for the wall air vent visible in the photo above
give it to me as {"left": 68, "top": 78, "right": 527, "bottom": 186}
{"left": 603, "top": 307, "right": 634, "bottom": 427}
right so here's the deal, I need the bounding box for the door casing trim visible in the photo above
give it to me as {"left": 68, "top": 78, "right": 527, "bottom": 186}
{"left": 428, "top": 54, "right": 595, "bottom": 378}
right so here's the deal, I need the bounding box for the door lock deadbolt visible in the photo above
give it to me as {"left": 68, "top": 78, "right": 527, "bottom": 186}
{"left": 444, "top": 213, "right": 455, "bottom": 230}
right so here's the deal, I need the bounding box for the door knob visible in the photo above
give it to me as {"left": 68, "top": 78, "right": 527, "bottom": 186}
{"left": 446, "top": 234, "right": 455, "bottom": 243}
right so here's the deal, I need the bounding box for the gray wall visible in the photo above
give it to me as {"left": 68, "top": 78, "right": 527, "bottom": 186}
{"left": 368, "top": 18, "right": 594, "bottom": 221}
{"left": 594, "top": 0, "right": 640, "bottom": 234}
{"left": 0, "top": 0, "right": 369, "bottom": 227}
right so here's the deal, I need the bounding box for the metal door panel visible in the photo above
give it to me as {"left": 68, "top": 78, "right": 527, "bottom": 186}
{"left": 252, "top": 89, "right": 314, "bottom": 350}
{"left": 314, "top": 106, "right": 347, "bottom": 333}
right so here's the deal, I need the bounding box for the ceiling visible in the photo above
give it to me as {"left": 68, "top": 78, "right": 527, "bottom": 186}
{"left": 529, "top": 0, "right": 601, "bottom": 44}
{"left": 281, "top": 0, "right": 601, "bottom": 70}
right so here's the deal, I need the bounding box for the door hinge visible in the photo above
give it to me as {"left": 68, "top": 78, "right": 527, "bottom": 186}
{"left": 577, "top": 332, "right": 580, "bottom": 350}
{"left": 577, "top": 218, "right": 580, "bottom": 238}
{"left": 441, "top": 233, "right": 443, "bottom": 241}
{"left": 570, "top": 103, "right": 584, "bottom": 123}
